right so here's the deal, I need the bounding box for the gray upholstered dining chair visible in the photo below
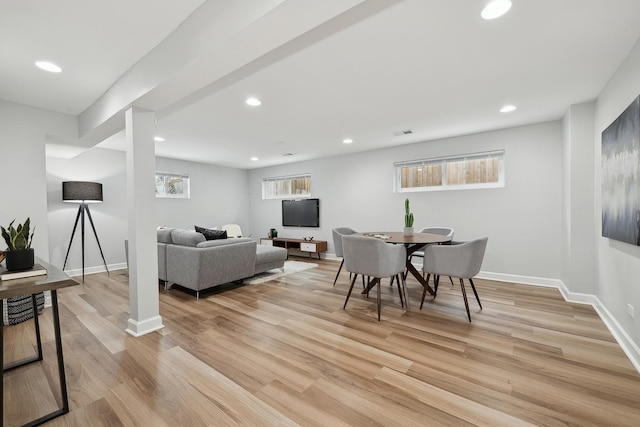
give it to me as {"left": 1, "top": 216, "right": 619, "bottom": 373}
{"left": 332, "top": 227, "right": 357, "bottom": 286}
{"left": 409, "top": 227, "right": 455, "bottom": 262}
{"left": 342, "top": 235, "right": 407, "bottom": 321}
{"left": 409, "top": 226, "right": 455, "bottom": 286}
{"left": 420, "top": 237, "right": 488, "bottom": 322}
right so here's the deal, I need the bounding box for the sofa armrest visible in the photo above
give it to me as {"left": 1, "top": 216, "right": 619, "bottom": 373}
{"left": 157, "top": 242, "right": 168, "bottom": 281}
{"left": 166, "top": 240, "right": 257, "bottom": 291}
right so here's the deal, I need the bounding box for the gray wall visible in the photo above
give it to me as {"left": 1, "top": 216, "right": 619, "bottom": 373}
{"left": 248, "top": 120, "right": 563, "bottom": 280}
{"left": 595, "top": 38, "right": 640, "bottom": 345}
{"left": 0, "top": 100, "right": 77, "bottom": 261}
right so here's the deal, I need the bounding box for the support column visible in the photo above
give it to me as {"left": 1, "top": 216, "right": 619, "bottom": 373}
{"left": 124, "top": 107, "right": 163, "bottom": 336}
{"left": 561, "top": 102, "right": 596, "bottom": 295}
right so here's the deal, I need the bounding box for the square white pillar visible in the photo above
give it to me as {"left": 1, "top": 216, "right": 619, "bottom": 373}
{"left": 125, "top": 107, "right": 163, "bottom": 336}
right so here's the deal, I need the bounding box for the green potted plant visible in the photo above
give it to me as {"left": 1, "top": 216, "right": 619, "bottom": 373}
{"left": 1, "top": 218, "right": 35, "bottom": 271}
{"left": 404, "top": 198, "right": 414, "bottom": 236}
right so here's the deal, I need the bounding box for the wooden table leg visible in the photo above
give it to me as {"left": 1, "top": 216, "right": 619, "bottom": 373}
{"left": 361, "top": 277, "right": 380, "bottom": 295}
{"left": 405, "top": 256, "right": 435, "bottom": 296}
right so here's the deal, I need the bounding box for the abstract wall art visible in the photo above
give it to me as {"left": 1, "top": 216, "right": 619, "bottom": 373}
{"left": 602, "top": 95, "right": 640, "bottom": 245}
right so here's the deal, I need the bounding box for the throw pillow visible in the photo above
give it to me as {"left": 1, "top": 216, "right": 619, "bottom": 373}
{"left": 195, "top": 225, "right": 227, "bottom": 240}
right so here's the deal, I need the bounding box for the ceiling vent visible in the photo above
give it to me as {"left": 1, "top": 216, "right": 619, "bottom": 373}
{"left": 393, "top": 129, "right": 413, "bottom": 136}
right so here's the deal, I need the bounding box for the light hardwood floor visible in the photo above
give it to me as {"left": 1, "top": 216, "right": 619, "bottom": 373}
{"left": 3, "top": 258, "right": 640, "bottom": 426}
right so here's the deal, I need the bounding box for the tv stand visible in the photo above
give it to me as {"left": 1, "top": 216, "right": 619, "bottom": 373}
{"left": 260, "top": 237, "right": 327, "bottom": 259}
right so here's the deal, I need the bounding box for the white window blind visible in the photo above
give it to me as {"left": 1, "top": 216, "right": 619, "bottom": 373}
{"left": 262, "top": 174, "right": 311, "bottom": 199}
{"left": 394, "top": 150, "right": 504, "bottom": 192}
{"left": 156, "top": 172, "right": 190, "bottom": 198}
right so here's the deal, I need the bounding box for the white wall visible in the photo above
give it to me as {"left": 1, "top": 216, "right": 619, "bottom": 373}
{"left": 561, "top": 102, "right": 596, "bottom": 294}
{"left": 595, "top": 38, "right": 640, "bottom": 346}
{"left": 248, "top": 120, "right": 563, "bottom": 280}
{"left": 45, "top": 147, "right": 251, "bottom": 272}
{"left": 0, "top": 100, "right": 76, "bottom": 261}
{"left": 47, "top": 147, "right": 128, "bottom": 272}
{"left": 155, "top": 157, "right": 250, "bottom": 233}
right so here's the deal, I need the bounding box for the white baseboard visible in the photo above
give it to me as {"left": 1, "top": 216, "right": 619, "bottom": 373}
{"left": 125, "top": 315, "right": 164, "bottom": 337}
{"left": 476, "top": 271, "right": 564, "bottom": 288}
{"left": 64, "top": 262, "right": 128, "bottom": 278}
{"left": 43, "top": 262, "right": 127, "bottom": 308}
{"left": 476, "top": 270, "right": 640, "bottom": 373}
{"left": 589, "top": 297, "right": 640, "bottom": 373}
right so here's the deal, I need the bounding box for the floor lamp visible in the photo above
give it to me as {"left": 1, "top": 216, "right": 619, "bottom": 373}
{"left": 62, "top": 181, "right": 109, "bottom": 282}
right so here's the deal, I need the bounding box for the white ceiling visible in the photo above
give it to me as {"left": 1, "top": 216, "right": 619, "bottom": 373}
{"left": 4, "top": 0, "right": 640, "bottom": 169}
{"left": 0, "top": 0, "right": 206, "bottom": 115}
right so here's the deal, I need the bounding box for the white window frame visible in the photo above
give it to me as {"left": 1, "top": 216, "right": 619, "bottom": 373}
{"left": 394, "top": 150, "right": 505, "bottom": 193}
{"left": 156, "top": 171, "right": 190, "bottom": 199}
{"left": 262, "top": 173, "right": 311, "bottom": 200}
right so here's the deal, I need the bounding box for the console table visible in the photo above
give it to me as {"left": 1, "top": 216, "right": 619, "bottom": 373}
{"left": 260, "top": 237, "right": 327, "bottom": 259}
{"left": 1, "top": 259, "right": 78, "bottom": 426}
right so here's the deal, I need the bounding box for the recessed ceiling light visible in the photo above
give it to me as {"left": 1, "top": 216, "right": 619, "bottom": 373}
{"left": 154, "top": 136, "right": 165, "bottom": 142}
{"left": 481, "top": 0, "right": 512, "bottom": 20}
{"left": 500, "top": 104, "right": 517, "bottom": 113}
{"left": 250, "top": 156, "right": 259, "bottom": 161}
{"left": 35, "top": 60, "right": 62, "bottom": 73}
{"left": 342, "top": 138, "right": 353, "bottom": 144}
{"left": 246, "top": 97, "right": 261, "bottom": 106}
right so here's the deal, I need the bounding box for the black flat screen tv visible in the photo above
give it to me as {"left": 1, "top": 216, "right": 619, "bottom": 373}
{"left": 282, "top": 198, "right": 320, "bottom": 227}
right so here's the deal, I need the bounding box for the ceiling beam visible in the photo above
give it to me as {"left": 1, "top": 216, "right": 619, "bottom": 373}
{"left": 76, "top": 0, "right": 386, "bottom": 146}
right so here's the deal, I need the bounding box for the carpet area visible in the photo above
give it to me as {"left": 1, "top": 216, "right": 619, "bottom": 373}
{"left": 243, "top": 260, "right": 317, "bottom": 285}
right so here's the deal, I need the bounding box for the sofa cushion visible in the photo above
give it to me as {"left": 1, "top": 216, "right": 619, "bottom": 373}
{"left": 195, "top": 225, "right": 227, "bottom": 240}
{"left": 256, "top": 245, "right": 288, "bottom": 264}
{"left": 157, "top": 227, "right": 175, "bottom": 244}
{"left": 197, "top": 237, "right": 252, "bottom": 248}
{"left": 171, "top": 229, "right": 206, "bottom": 247}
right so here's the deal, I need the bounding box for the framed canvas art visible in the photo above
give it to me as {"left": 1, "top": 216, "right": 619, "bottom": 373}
{"left": 602, "top": 95, "right": 640, "bottom": 245}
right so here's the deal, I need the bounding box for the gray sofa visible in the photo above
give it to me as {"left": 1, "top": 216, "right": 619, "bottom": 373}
{"left": 157, "top": 228, "right": 287, "bottom": 298}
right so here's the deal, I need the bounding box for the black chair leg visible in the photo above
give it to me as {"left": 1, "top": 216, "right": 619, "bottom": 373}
{"left": 395, "top": 274, "right": 404, "bottom": 308}
{"left": 448, "top": 276, "right": 455, "bottom": 286}
{"left": 402, "top": 274, "right": 407, "bottom": 308}
{"left": 420, "top": 273, "right": 430, "bottom": 309}
{"left": 401, "top": 275, "right": 409, "bottom": 309}
{"left": 434, "top": 275, "right": 440, "bottom": 296}
{"left": 376, "top": 277, "right": 382, "bottom": 321}
{"left": 343, "top": 274, "right": 358, "bottom": 309}
{"left": 469, "top": 278, "right": 482, "bottom": 309}
{"left": 459, "top": 278, "right": 472, "bottom": 322}
{"left": 333, "top": 258, "right": 344, "bottom": 286}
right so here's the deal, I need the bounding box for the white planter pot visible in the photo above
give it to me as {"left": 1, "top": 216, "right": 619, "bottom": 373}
{"left": 404, "top": 226, "right": 414, "bottom": 236}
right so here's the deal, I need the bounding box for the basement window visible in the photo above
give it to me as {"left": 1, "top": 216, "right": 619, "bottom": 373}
{"left": 262, "top": 174, "right": 311, "bottom": 199}
{"left": 394, "top": 150, "right": 505, "bottom": 192}
{"left": 156, "top": 172, "right": 190, "bottom": 198}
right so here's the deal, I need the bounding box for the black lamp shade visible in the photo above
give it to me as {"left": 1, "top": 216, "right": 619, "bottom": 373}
{"left": 62, "top": 181, "right": 103, "bottom": 203}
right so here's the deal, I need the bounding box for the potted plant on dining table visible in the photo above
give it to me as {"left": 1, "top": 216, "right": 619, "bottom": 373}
{"left": 404, "top": 198, "right": 414, "bottom": 236}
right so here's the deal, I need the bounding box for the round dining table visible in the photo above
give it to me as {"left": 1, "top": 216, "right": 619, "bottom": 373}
{"left": 357, "top": 231, "right": 452, "bottom": 297}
